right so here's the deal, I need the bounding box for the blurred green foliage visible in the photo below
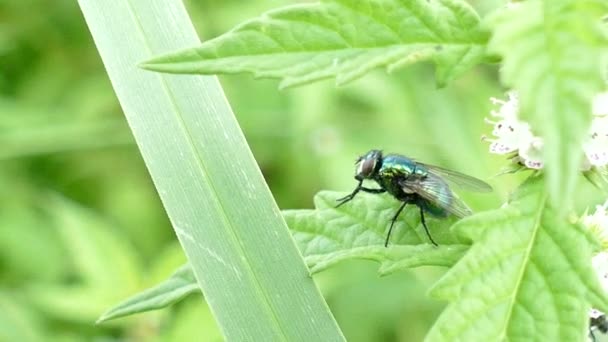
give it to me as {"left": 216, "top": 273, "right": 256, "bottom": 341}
{"left": 2, "top": 0, "right": 605, "bottom": 341}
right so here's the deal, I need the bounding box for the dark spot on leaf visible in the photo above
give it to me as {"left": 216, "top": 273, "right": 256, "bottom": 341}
{"left": 435, "top": 45, "right": 443, "bottom": 51}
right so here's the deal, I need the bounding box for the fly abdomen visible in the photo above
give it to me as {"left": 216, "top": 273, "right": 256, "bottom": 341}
{"left": 418, "top": 196, "right": 450, "bottom": 218}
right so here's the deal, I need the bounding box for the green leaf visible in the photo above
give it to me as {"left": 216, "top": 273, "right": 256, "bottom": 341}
{"left": 99, "top": 191, "right": 470, "bottom": 320}
{"left": 44, "top": 194, "right": 142, "bottom": 292}
{"left": 97, "top": 265, "right": 198, "bottom": 323}
{"left": 286, "top": 191, "right": 469, "bottom": 275}
{"left": 426, "top": 176, "right": 608, "bottom": 341}
{"left": 26, "top": 194, "right": 143, "bottom": 323}
{"left": 0, "top": 293, "right": 47, "bottom": 342}
{"left": 27, "top": 286, "right": 122, "bottom": 324}
{"left": 78, "top": 0, "right": 344, "bottom": 340}
{"left": 0, "top": 97, "right": 132, "bottom": 159}
{"left": 487, "top": 0, "right": 608, "bottom": 211}
{"left": 141, "top": 0, "right": 488, "bottom": 88}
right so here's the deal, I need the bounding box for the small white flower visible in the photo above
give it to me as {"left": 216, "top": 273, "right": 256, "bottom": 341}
{"left": 518, "top": 137, "right": 543, "bottom": 169}
{"left": 584, "top": 115, "right": 608, "bottom": 168}
{"left": 484, "top": 91, "right": 608, "bottom": 170}
{"left": 490, "top": 91, "right": 519, "bottom": 120}
{"left": 485, "top": 92, "right": 536, "bottom": 156}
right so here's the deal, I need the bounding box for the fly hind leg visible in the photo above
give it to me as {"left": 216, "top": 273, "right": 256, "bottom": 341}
{"left": 419, "top": 207, "right": 438, "bottom": 246}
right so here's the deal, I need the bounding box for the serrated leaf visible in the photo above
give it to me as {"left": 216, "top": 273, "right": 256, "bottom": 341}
{"left": 426, "top": 177, "right": 608, "bottom": 341}
{"left": 487, "top": 1, "right": 608, "bottom": 211}
{"left": 97, "top": 265, "right": 198, "bottom": 323}
{"left": 141, "top": 0, "right": 488, "bottom": 88}
{"left": 99, "top": 190, "right": 472, "bottom": 320}
{"left": 286, "top": 191, "right": 469, "bottom": 275}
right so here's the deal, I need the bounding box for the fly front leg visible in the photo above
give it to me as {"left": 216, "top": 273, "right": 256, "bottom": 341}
{"left": 336, "top": 180, "right": 362, "bottom": 207}
{"left": 336, "top": 181, "right": 385, "bottom": 207}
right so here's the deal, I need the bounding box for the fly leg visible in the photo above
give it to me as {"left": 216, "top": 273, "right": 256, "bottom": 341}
{"left": 385, "top": 202, "right": 407, "bottom": 247}
{"left": 419, "top": 207, "right": 438, "bottom": 246}
{"left": 336, "top": 180, "right": 362, "bottom": 207}
{"left": 336, "top": 180, "right": 385, "bottom": 207}
{"left": 361, "top": 188, "right": 385, "bottom": 194}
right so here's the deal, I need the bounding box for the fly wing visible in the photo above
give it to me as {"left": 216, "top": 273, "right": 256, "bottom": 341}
{"left": 399, "top": 173, "right": 473, "bottom": 218}
{"left": 419, "top": 163, "right": 493, "bottom": 193}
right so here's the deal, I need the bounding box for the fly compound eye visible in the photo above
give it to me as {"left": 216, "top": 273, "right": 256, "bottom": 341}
{"left": 356, "top": 157, "right": 376, "bottom": 179}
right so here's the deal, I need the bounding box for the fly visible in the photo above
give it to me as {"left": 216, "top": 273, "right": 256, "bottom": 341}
{"left": 336, "top": 150, "right": 492, "bottom": 246}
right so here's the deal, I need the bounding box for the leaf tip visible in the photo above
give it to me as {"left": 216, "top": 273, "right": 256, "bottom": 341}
{"left": 138, "top": 49, "right": 202, "bottom": 74}
{"left": 138, "top": 60, "right": 175, "bottom": 73}
{"left": 95, "top": 312, "right": 111, "bottom": 325}
{"left": 137, "top": 60, "right": 153, "bottom": 70}
{"left": 277, "top": 81, "right": 292, "bottom": 91}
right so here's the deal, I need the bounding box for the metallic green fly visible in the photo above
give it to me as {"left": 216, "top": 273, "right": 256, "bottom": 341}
{"left": 336, "top": 150, "right": 492, "bottom": 246}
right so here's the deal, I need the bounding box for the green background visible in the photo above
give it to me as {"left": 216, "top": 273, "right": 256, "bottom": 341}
{"left": 3, "top": 0, "right": 602, "bottom": 341}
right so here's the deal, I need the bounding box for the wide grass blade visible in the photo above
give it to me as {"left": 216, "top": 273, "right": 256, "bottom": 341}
{"left": 77, "top": 0, "right": 344, "bottom": 340}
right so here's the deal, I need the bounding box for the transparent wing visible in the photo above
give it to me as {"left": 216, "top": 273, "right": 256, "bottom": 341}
{"left": 419, "top": 163, "right": 493, "bottom": 193}
{"left": 400, "top": 174, "right": 473, "bottom": 218}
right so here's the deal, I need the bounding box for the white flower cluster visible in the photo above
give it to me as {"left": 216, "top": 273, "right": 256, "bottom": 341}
{"left": 484, "top": 91, "right": 608, "bottom": 170}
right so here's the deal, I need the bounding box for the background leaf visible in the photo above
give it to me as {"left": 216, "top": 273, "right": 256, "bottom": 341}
{"left": 426, "top": 176, "right": 608, "bottom": 341}
{"left": 487, "top": 0, "right": 608, "bottom": 211}
{"left": 24, "top": 194, "right": 144, "bottom": 323}
{"left": 142, "top": 0, "right": 489, "bottom": 88}
{"left": 0, "top": 293, "right": 46, "bottom": 342}
{"left": 0, "top": 97, "right": 132, "bottom": 159}
{"left": 45, "top": 194, "right": 142, "bottom": 290}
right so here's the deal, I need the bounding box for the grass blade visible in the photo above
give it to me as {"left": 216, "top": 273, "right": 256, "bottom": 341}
{"left": 77, "top": 0, "right": 344, "bottom": 340}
